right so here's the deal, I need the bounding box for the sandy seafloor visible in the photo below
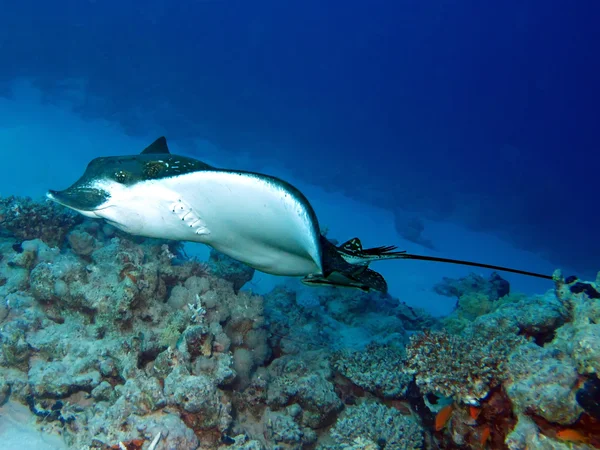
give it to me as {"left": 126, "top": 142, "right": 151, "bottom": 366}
{"left": 0, "top": 80, "right": 581, "bottom": 448}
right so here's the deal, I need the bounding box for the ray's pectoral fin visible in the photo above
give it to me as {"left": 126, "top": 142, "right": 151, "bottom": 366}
{"left": 301, "top": 267, "right": 388, "bottom": 293}
{"left": 304, "top": 235, "right": 390, "bottom": 293}
{"left": 340, "top": 237, "right": 363, "bottom": 253}
{"left": 355, "top": 267, "right": 388, "bottom": 292}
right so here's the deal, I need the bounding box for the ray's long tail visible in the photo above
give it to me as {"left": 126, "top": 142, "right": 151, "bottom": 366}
{"left": 395, "top": 252, "right": 553, "bottom": 280}
{"left": 349, "top": 239, "right": 553, "bottom": 280}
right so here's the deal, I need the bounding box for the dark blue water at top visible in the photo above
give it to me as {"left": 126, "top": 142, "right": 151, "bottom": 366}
{"left": 0, "top": 0, "right": 598, "bottom": 274}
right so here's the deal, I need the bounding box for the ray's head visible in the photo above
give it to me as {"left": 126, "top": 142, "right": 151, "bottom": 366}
{"left": 46, "top": 137, "right": 167, "bottom": 216}
{"left": 46, "top": 137, "right": 207, "bottom": 218}
{"left": 47, "top": 155, "right": 137, "bottom": 216}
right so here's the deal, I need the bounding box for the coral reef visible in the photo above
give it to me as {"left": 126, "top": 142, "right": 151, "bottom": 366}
{"left": 265, "top": 351, "right": 342, "bottom": 432}
{"left": 0, "top": 198, "right": 436, "bottom": 450}
{"left": 324, "top": 401, "right": 423, "bottom": 449}
{"left": 207, "top": 248, "right": 255, "bottom": 293}
{"left": 405, "top": 329, "right": 523, "bottom": 405}
{"left": 415, "top": 271, "right": 600, "bottom": 448}
{"left": 332, "top": 343, "right": 411, "bottom": 399}
{"left": 0, "top": 196, "right": 83, "bottom": 246}
{"left": 2, "top": 196, "right": 600, "bottom": 450}
{"left": 0, "top": 214, "right": 267, "bottom": 448}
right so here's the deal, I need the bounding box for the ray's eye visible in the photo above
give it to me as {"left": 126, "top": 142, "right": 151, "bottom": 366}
{"left": 114, "top": 170, "right": 129, "bottom": 183}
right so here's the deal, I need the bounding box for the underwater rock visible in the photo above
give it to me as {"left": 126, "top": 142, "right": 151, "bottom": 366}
{"left": 504, "top": 413, "right": 594, "bottom": 450}
{"left": 509, "top": 291, "right": 569, "bottom": 341}
{"left": 0, "top": 242, "right": 31, "bottom": 294}
{"left": 576, "top": 375, "right": 600, "bottom": 421}
{"left": 68, "top": 407, "right": 200, "bottom": 450}
{"left": 167, "top": 276, "right": 210, "bottom": 310}
{"left": 208, "top": 248, "right": 255, "bottom": 293}
{"left": 0, "top": 366, "right": 29, "bottom": 404}
{"left": 113, "top": 376, "right": 166, "bottom": 415}
{"left": 267, "top": 352, "right": 343, "bottom": 429}
{"left": 434, "top": 271, "right": 510, "bottom": 301}
{"left": 0, "top": 322, "right": 32, "bottom": 371}
{"left": 90, "top": 380, "right": 114, "bottom": 402}
{"left": 465, "top": 290, "right": 568, "bottom": 344}
{"left": 551, "top": 289, "right": 600, "bottom": 375}
{"left": 561, "top": 324, "right": 600, "bottom": 375}
{"left": 505, "top": 415, "right": 547, "bottom": 450}
{"left": 504, "top": 342, "right": 582, "bottom": 424}
{"left": 217, "top": 434, "right": 264, "bottom": 450}
{"left": 67, "top": 229, "right": 97, "bottom": 256}
{"left": 263, "top": 407, "right": 317, "bottom": 447}
{"left": 231, "top": 366, "right": 269, "bottom": 422}
{"left": 0, "top": 376, "right": 9, "bottom": 405}
{"left": 570, "top": 282, "right": 600, "bottom": 299}
{"left": 489, "top": 272, "right": 511, "bottom": 299}
{"left": 394, "top": 215, "right": 436, "bottom": 250}
{"left": 28, "top": 357, "right": 101, "bottom": 398}
{"left": 0, "top": 229, "right": 270, "bottom": 448}
{"left": 164, "top": 365, "right": 231, "bottom": 430}
{"left": 264, "top": 283, "right": 422, "bottom": 358}
{"left": 442, "top": 286, "right": 568, "bottom": 344}
{"left": 192, "top": 352, "right": 236, "bottom": 387}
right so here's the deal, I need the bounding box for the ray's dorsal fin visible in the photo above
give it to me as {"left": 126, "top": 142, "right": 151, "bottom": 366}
{"left": 141, "top": 136, "right": 170, "bottom": 155}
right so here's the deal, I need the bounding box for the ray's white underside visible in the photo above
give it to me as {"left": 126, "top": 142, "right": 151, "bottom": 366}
{"left": 87, "top": 171, "right": 323, "bottom": 277}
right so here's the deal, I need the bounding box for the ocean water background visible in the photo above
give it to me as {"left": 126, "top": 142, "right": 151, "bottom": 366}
{"left": 0, "top": 2, "right": 599, "bottom": 449}
{"left": 0, "top": 0, "right": 598, "bottom": 311}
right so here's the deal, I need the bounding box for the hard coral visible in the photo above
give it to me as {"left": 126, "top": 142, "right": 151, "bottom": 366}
{"left": 405, "top": 329, "right": 522, "bottom": 405}
{"left": 267, "top": 352, "right": 343, "bottom": 429}
{"left": 332, "top": 343, "right": 411, "bottom": 399}
{"left": 0, "top": 196, "right": 83, "bottom": 247}
{"left": 327, "top": 401, "right": 423, "bottom": 450}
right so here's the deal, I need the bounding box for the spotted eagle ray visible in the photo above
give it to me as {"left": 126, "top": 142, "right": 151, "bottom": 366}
{"left": 47, "top": 137, "right": 552, "bottom": 294}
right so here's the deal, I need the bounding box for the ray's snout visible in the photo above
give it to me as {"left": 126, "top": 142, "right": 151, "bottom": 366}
{"left": 46, "top": 186, "right": 110, "bottom": 211}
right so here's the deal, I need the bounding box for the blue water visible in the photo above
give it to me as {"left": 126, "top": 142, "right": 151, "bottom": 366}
{"left": 2, "top": 0, "right": 598, "bottom": 276}
{"left": 1, "top": 2, "right": 599, "bottom": 449}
